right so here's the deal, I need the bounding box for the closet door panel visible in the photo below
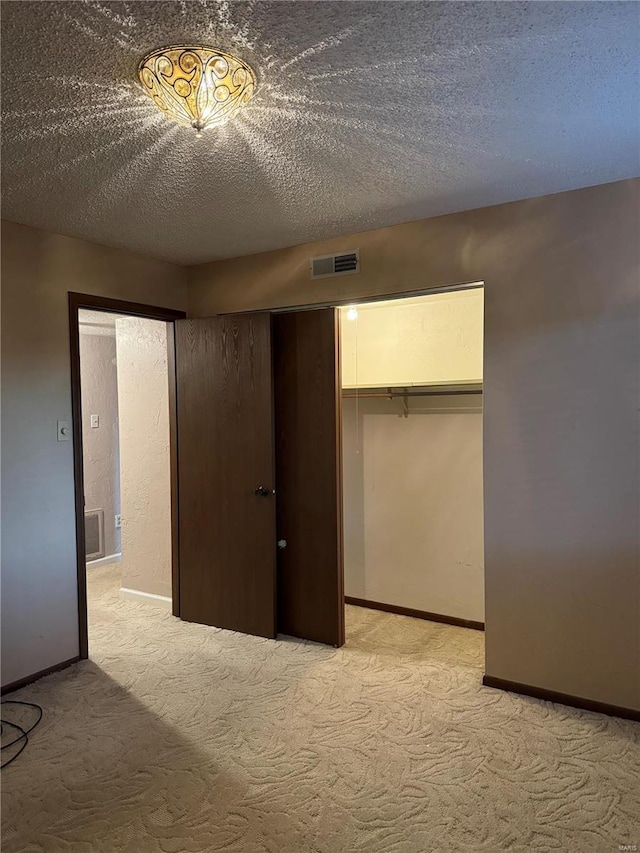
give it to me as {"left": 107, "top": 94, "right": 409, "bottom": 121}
{"left": 175, "top": 314, "right": 276, "bottom": 639}
{"left": 273, "top": 308, "right": 344, "bottom": 646}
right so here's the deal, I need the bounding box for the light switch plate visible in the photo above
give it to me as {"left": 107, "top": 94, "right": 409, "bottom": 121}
{"left": 90, "top": 414, "right": 100, "bottom": 429}
{"left": 57, "top": 420, "right": 71, "bottom": 441}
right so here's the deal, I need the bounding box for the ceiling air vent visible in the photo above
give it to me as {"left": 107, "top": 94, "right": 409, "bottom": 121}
{"left": 310, "top": 250, "right": 360, "bottom": 280}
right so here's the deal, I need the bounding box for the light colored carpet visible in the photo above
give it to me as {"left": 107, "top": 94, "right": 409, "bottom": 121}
{"left": 2, "top": 566, "right": 639, "bottom": 852}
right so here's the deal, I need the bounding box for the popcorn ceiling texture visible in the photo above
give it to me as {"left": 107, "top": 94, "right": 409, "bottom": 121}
{"left": 2, "top": 1, "right": 639, "bottom": 264}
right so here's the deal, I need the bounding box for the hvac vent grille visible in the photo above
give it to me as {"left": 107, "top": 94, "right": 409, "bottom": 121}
{"left": 310, "top": 250, "right": 359, "bottom": 279}
{"left": 85, "top": 509, "right": 105, "bottom": 561}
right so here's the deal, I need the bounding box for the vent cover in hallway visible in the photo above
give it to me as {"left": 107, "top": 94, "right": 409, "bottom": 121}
{"left": 85, "top": 509, "right": 104, "bottom": 561}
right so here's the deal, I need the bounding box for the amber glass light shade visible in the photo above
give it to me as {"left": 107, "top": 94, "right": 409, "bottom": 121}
{"left": 138, "top": 45, "right": 256, "bottom": 135}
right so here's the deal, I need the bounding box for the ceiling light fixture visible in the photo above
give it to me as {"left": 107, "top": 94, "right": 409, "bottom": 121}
{"left": 138, "top": 45, "right": 256, "bottom": 136}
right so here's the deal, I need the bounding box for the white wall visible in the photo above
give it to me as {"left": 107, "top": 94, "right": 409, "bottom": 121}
{"left": 1, "top": 221, "right": 186, "bottom": 688}
{"left": 340, "top": 288, "right": 483, "bottom": 388}
{"left": 343, "top": 395, "right": 484, "bottom": 622}
{"left": 79, "top": 327, "right": 121, "bottom": 559}
{"left": 341, "top": 289, "right": 485, "bottom": 623}
{"left": 116, "top": 318, "right": 172, "bottom": 600}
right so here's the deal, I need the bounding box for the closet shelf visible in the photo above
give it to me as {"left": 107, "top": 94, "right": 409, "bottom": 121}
{"left": 341, "top": 382, "right": 483, "bottom": 399}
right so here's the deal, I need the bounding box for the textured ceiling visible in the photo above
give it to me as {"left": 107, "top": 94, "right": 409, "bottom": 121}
{"left": 2, "top": 1, "right": 639, "bottom": 265}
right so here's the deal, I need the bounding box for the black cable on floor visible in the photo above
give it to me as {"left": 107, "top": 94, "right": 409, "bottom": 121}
{"left": 1, "top": 700, "right": 43, "bottom": 769}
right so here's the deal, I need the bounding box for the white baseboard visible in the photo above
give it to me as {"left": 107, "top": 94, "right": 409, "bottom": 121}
{"left": 87, "top": 553, "right": 122, "bottom": 569}
{"left": 119, "top": 587, "right": 172, "bottom": 610}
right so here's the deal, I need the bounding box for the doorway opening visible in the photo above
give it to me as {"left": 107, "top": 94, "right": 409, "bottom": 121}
{"left": 338, "top": 285, "right": 485, "bottom": 641}
{"left": 70, "top": 294, "right": 185, "bottom": 659}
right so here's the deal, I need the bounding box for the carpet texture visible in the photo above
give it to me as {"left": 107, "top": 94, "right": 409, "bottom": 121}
{"left": 2, "top": 566, "right": 639, "bottom": 852}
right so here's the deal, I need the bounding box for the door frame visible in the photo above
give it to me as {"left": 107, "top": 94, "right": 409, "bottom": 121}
{"left": 217, "top": 282, "right": 484, "bottom": 318}
{"left": 69, "top": 293, "right": 186, "bottom": 659}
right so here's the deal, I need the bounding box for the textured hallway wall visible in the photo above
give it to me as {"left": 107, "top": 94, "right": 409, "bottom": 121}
{"left": 116, "top": 318, "right": 172, "bottom": 599}
{"left": 1, "top": 221, "right": 186, "bottom": 688}
{"left": 188, "top": 179, "right": 640, "bottom": 711}
{"left": 78, "top": 329, "right": 121, "bottom": 559}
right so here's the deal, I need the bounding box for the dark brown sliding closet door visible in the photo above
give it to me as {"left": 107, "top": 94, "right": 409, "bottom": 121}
{"left": 175, "top": 314, "right": 276, "bottom": 638}
{"left": 273, "top": 308, "right": 345, "bottom": 647}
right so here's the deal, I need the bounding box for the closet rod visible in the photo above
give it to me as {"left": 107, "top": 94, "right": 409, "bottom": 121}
{"left": 342, "top": 388, "right": 482, "bottom": 399}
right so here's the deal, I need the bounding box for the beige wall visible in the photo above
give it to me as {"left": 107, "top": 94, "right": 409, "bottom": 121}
{"left": 116, "top": 317, "right": 172, "bottom": 600}
{"left": 340, "top": 289, "right": 484, "bottom": 388}
{"left": 189, "top": 179, "right": 640, "bottom": 711}
{"left": 1, "top": 221, "right": 186, "bottom": 687}
{"left": 79, "top": 329, "right": 121, "bottom": 559}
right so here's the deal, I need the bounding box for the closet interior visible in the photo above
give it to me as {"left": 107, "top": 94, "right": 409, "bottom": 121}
{"left": 340, "top": 286, "right": 485, "bottom": 631}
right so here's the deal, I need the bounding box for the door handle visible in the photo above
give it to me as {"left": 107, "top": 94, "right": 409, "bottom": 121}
{"left": 255, "top": 486, "right": 274, "bottom": 497}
